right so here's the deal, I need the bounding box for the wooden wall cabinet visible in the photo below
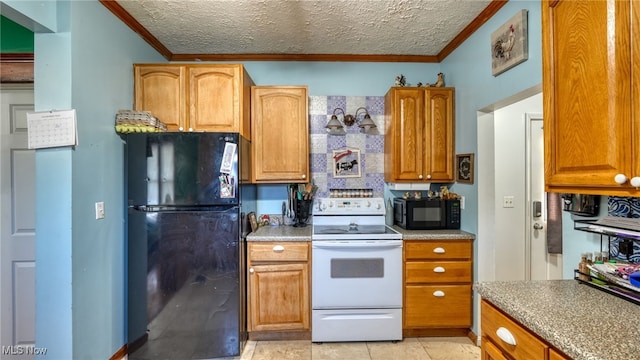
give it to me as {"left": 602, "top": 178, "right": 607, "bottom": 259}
{"left": 247, "top": 242, "right": 310, "bottom": 336}
{"left": 542, "top": 0, "right": 640, "bottom": 196}
{"left": 481, "top": 300, "right": 570, "bottom": 360}
{"left": 251, "top": 86, "right": 309, "bottom": 183}
{"left": 403, "top": 240, "right": 472, "bottom": 336}
{"left": 134, "top": 64, "right": 253, "bottom": 137}
{"left": 384, "top": 87, "right": 455, "bottom": 183}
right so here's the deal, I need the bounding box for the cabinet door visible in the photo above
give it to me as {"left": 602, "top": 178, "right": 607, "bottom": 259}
{"left": 549, "top": 348, "right": 570, "bottom": 360}
{"left": 543, "top": 0, "right": 633, "bottom": 193}
{"left": 633, "top": 3, "right": 640, "bottom": 183}
{"left": 134, "top": 65, "right": 186, "bottom": 131}
{"left": 482, "top": 340, "right": 509, "bottom": 360}
{"left": 248, "top": 263, "right": 310, "bottom": 331}
{"left": 424, "top": 88, "right": 455, "bottom": 181}
{"left": 251, "top": 86, "right": 309, "bottom": 183}
{"left": 404, "top": 285, "right": 471, "bottom": 328}
{"left": 388, "top": 88, "right": 425, "bottom": 181}
{"left": 188, "top": 66, "right": 240, "bottom": 133}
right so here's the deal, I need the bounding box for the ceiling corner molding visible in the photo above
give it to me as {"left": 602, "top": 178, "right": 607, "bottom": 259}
{"left": 438, "top": 0, "right": 509, "bottom": 61}
{"left": 170, "top": 53, "right": 439, "bottom": 63}
{"left": 0, "top": 53, "right": 34, "bottom": 83}
{"left": 99, "top": 0, "right": 173, "bottom": 61}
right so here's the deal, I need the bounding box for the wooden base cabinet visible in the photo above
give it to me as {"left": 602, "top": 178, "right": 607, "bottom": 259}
{"left": 481, "top": 300, "right": 570, "bottom": 360}
{"left": 542, "top": 0, "right": 640, "bottom": 196}
{"left": 384, "top": 87, "right": 455, "bottom": 183}
{"left": 134, "top": 64, "right": 253, "bottom": 137}
{"left": 251, "top": 86, "right": 309, "bottom": 183}
{"left": 403, "top": 240, "right": 472, "bottom": 336}
{"left": 247, "top": 242, "right": 310, "bottom": 336}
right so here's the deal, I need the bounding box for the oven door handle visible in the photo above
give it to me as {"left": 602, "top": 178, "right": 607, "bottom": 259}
{"left": 312, "top": 241, "right": 402, "bottom": 249}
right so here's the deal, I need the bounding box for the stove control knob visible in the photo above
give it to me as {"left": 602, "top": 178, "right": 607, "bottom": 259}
{"left": 375, "top": 202, "right": 381, "bottom": 210}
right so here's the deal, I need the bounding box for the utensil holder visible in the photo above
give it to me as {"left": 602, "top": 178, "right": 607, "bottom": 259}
{"left": 294, "top": 199, "right": 312, "bottom": 227}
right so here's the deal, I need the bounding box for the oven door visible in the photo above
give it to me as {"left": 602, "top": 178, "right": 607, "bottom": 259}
{"left": 312, "top": 240, "right": 402, "bottom": 309}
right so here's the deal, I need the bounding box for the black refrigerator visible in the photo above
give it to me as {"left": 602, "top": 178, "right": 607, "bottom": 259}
{"left": 125, "top": 132, "right": 254, "bottom": 359}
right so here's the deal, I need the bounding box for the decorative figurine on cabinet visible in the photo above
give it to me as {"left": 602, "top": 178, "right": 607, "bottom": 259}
{"left": 427, "top": 72, "right": 445, "bottom": 87}
{"left": 395, "top": 74, "right": 406, "bottom": 87}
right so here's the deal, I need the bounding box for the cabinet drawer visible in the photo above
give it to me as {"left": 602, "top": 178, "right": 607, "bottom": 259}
{"left": 481, "top": 300, "right": 548, "bottom": 360}
{"left": 249, "top": 242, "right": 308, "bottom": 262}
{"left": 405, "top": 261, "right": 472, "bottom": 283}
{"left": 405, "top": 241, "right": 471, "bottom": 260}
{"left": 405, "top": 285, "right": 472, "bottom": 328}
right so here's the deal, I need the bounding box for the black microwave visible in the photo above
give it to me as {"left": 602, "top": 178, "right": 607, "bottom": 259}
{"left": 393, "top": 198, "right": 461, "bottom": 230}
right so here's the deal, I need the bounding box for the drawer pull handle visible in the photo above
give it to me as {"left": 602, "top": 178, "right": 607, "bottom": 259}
{"left": 496, "top": 327, "right": 517, "bottom": 346}
{"left": 433, "top": 290, "right": 445, "bottom": 297}
{"left": 433, "top": 247, "right": 445, "bottom": 254}
{"left": 272, "top": 245, "right": 285, "bottom": 252}
{"left": 433, "top": 266, "right": 446, "bottom": 273}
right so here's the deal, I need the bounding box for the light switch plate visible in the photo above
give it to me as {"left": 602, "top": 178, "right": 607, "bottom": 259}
{"left": 95, "top": 201, "right": 105, "bottom": 219}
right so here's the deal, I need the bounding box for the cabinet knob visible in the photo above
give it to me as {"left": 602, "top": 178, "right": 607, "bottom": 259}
{"left": 418, "top": 174, "right": 423, "bottom": 179}
{"left": 433, "top": 266, "right": 446, "bottom": 273}
{"left": 301, "top": 174, "right": 306, "bottom": 179}
{"left": 433, "top": 290, "right": 445, "bottom": 297}
{"left": 178, "top": 126, "right": 185, "bottom": 132}
{"left": 249, "top": 268, "right": 254, "bottom": 274}
{"left": 631, "top": 177, "right": 640, "bottom": 188}
{"left": 188, "top": 127, "right": 194, "bottom": 132}
{"left": 614, "top": 173, "right": 628, "bottom": 184}
{"left": 426, "top": 174, "right": 432, "bottom": 179}
{"left": 496, "top": 327, "right": 517, "bottom": 346}
{"left": 433, "top": 247, "right": 446, "bottom": 254}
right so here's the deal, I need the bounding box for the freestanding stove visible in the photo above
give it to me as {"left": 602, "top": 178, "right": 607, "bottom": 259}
{"left": 311, "top": 197, "right": 403, "bottom": 342}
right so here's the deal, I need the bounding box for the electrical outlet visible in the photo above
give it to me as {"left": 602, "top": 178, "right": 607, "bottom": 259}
{"left": 95, "top": 201, "right": 105, "bottom": 219}
{"left": 503, "top": 196, "right": 515, "bottom": 208}
{"left": 460, "top": 195, "right": 465, "bottom": 210}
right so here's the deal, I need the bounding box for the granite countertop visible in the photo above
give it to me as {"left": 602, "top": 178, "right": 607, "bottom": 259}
{"left": 476, "top": 280, "right": 640, "bottom": 360}
{"left": 392, "top": 226, "right": 475, "bottom": 240}
{"left": 246, "top": 225, "right": 312, "bottom": 242}
{"left": 246, "top": 224, "right": 474, "bottom": 242}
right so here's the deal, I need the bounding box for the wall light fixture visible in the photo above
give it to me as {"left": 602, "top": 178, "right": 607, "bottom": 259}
{"left": 325, "top": 107, "right": 377, "bottom": 135}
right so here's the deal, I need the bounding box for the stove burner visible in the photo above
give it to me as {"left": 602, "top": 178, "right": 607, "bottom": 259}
{"left": 349, "top": 223, "right": 358, "bottom": 231}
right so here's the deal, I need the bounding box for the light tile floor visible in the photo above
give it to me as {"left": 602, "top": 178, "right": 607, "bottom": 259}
{"left": 233, "top": 337, "right": 480, "bottom": 360}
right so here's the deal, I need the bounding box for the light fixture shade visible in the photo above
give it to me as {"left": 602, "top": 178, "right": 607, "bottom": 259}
{"left": 325, "top": 116, "right": 344, "bottom": 130}
{"left": 327, "top": 127, "right": 346, "bottom": 135}
{"left": 358, "top": 114, "right": 377, "bottom": 132}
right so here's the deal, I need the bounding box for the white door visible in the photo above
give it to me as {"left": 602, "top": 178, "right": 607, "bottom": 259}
{"left": 527, "top": 114, "right": 562, "bottom": 280}
{"left": 0, "top": 84, "right": 36, "bottom": 357}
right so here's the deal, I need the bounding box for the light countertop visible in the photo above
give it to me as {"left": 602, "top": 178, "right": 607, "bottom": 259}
{"left": 246, "top": 225, "right": 475, "bottom": 242}
{"left": 476, "top": 280, "right": 640, "bottom": 360}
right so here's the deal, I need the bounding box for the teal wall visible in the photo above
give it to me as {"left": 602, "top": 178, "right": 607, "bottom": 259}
{"left": 441, "top": 1, "right": 542, "bottom": 251}
{"left": 3, "top": 0, "right": 164, "bottom": 358}
{"left": 3, "top": 0, "right": 598, "bottom": 357}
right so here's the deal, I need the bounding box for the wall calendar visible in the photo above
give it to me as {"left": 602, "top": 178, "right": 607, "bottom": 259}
{"left": 27, "top": 109, "right": 78, "bottom": 149}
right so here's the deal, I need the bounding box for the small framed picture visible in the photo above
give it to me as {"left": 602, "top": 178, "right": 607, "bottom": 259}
{"left": 248, "top": 212, "right": 258, "bottom": 233}
{"left": 456, "top": 153, "right": 474, "bottom": 184}
{"left": 332, "top": 148, "right": 361, "bottom": 178}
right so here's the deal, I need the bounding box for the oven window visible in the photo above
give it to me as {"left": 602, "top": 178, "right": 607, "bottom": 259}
{"left": 331, "top": 258, "right": 384, "bottom": 278}
{"left": 414, "top": 207, "right": 441, "bottom": 222}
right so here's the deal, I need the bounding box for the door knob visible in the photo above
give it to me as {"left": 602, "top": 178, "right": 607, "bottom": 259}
{"left": 533, "top": 223, "right": 544, "bottom": 230}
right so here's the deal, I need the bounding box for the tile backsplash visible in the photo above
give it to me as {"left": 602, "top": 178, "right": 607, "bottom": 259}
{"left": 309, "top": 95, "right": 386, "bottom": 198}
{"left": 608, "top": 197, "right": 640, "bottom": 263}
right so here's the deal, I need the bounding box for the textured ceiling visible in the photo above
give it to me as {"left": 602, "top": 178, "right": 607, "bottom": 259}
{"left": 113, "top": 0, "right": 495, "bottom": 60}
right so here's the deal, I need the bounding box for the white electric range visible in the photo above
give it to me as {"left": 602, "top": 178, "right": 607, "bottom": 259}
{"left": 311, "top": 197, "right": 402, "bottom": 342}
